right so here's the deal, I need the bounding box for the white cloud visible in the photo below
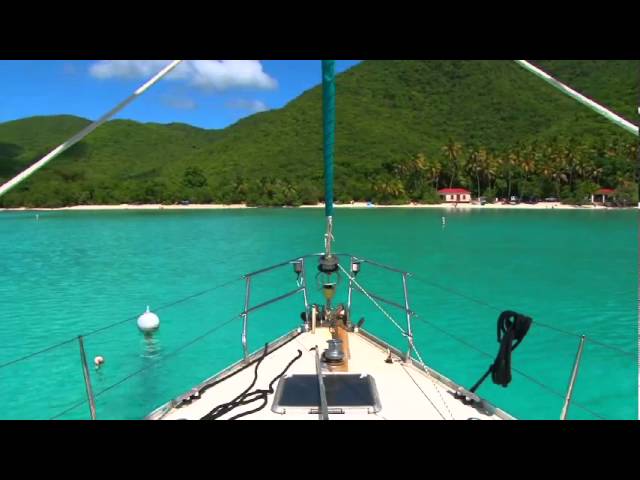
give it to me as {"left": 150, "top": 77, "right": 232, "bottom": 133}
{"left": 227, "top": 99, "right": 269, "bottom": 113}
{"left": 89, "top": 60, "right": 277, "bottom": 91}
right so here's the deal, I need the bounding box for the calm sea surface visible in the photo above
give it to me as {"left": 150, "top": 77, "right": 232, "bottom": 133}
{"left": 0, "top": 208, "right": 637, "bottom": 420}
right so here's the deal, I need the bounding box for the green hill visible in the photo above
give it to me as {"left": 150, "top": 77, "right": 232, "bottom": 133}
{"left": 532, "top": 60, "right": 638, "bottom": 121}
{"left": 0, "top": 60, "right": 637, "bottom": 207}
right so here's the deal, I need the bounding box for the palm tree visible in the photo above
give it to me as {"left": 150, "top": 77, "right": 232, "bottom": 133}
{"left": 409, "top": 153, "right": 428, "bottom": 195}
{"left": 520, "top": 153, "right": 536, "bottom": 199}
{"left": 466, "top": 148, "right": 484, "bottom": 199}
{"left": 591, "top": 164, "right": 604, "bottom": 185}
{"left": 281, "top": 182, "right": 298, "bottom": 205}
{"left": 539, "top": 158, "right": 554, "bottom": 188}
{"left": 427, "top": 158, "right": 442, "bottom": 189}
{"left": 550, "top": 166, "right": 568, "bottom": 198}
{"left": 441, "top": 139, "right": 464, "bottom": 188}
{"left": 547, "top": 144, "right": 567, "bottom": 197}
{"left": 485, "top": 153, "right": 499, "bottom": 192}
{"left": 234, "top": 177, "right": 249, "bottom": 197}
{"left": 505, "top": 149, "right": 520, "bottom": 199}
{"left": 374, "top": 178, "right": 405, "bottom": 201}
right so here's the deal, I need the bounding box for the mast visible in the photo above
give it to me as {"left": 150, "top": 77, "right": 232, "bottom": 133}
{"left": 322, "top": 60, "right": 336, "bottom": 256}
{"left": 317, "top": 60, "right": 340, "bottom": 313}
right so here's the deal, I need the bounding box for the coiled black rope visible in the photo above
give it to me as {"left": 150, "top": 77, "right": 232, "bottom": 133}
{"left": 470, "top": 311, "right": 532, "bottom": 392}
{"left": 200, "top": 344, "right": 303, "bottom": 420}
{"left": 415, "top": 314, "right": 608, "bottom": 419}
{"left": 409, "top": 273, "right": 634, "bottom": 358}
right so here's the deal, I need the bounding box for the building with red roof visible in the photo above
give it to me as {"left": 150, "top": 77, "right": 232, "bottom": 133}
{"left": 438, "top": 188, "right": 471, "bottom": 203}
{"left": 591, "top": 188, "right": 616, "bottom": 205}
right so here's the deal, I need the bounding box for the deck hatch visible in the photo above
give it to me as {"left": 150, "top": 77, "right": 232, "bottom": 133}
{"left": 272, "top": 373, "right": 381, "bottom": 413}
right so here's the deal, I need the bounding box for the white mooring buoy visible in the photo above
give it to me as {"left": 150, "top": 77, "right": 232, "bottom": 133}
{"left": 137, "top": 306, "right": 160, "bottom": 333}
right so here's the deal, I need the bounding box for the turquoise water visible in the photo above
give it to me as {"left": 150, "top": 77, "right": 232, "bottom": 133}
{"left": 0, "top": 208, "right": 637, "bottom": 420}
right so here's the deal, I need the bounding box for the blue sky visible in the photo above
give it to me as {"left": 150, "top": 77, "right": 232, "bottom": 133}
{"left": 0, "top": 60, "right": 361, "bottom": 129}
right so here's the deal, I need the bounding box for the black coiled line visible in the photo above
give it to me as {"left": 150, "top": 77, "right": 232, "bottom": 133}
{"left": 200, "top": 344, "right": 303, "bottom": 420}
{"left": 471, "top": 310, "right": 532, "bottom": 392}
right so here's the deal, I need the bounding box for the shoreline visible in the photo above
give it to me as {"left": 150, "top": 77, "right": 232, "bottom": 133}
{"left": 0, "top": 201, "right": 634, "bottom": 212}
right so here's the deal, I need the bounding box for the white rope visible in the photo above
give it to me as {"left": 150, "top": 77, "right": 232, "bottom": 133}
{"left": 324, "top": 216, "right": 334, "bottom": 256}
{"left": 338, "top": 264, "right": 407, "bottom": 336}
{"left": 514, "top": 60, "right": 638, "bottom": 137}
{"left": 338, "top": 263, "right": 456, "bottom": 419}
{"left": 407, "top": 338, "right": 456, "bottom": 420}
{"left": 0, "top": 60, "right": 184, "bottom": 198}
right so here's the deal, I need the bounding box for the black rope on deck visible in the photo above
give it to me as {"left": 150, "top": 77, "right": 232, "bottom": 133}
{"left": 200, "top": 344, "right": 303, "bottom": 420}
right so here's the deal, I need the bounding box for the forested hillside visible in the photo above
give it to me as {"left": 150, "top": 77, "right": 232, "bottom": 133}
{"left": 0, "top": 60, "right": 637, "bottom": 207}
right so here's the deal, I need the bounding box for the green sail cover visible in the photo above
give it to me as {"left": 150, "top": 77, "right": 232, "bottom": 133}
{"left": 322, "top": 60, "right": 335, "bottom": 217}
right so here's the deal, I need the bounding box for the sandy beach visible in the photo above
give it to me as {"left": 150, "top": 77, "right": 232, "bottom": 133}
{"left": 0, "top": 201, "right": 629, "bottom": 212}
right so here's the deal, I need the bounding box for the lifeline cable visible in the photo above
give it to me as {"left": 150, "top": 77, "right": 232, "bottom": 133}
{"left": 412, "top": 314, "right": 608, "bottom": 419}
{"left": 338, "top": 263, "right": 455, "bottom": 419}
{"left": 49, "top": 314, "right": 240, "bottom": 419}
{"left": 409, "top": 273, "right": 635, "bottom": 358}
{"left": 355, "top": 255, "right": 633, "bottom": 357}
{"left": 0, "top": 276, "right": 242, "bottom": 371}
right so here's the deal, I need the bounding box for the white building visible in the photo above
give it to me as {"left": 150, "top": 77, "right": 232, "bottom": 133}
{"left": 591, "top": 188, "right": 615, "bottom": 205}
{"left": 438, "top": 188, "right": 471, "bottom": 203}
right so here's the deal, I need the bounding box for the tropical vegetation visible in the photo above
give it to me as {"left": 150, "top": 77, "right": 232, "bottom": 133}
{"left": 0, "top": 60, "right": 637, "bottom": 208}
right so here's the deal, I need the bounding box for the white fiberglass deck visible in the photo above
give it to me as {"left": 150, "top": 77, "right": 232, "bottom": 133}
{"left": 155, "top": 328, "right": 512, "bottom": 420}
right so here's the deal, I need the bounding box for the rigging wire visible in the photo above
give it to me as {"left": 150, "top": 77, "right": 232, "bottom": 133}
{"left": 0, "top": 337, "right": 77, "bottom": 370}
{"left": 83, "top": 276, "right": 243, "bottom": 338}
{"left": 408, "top": 273, "right": 635, "bottom": 358}
{"left": 338, "top": 263, "right": 455, "bottom": 419}
{"left": 49, "top": 314, "right": 240, "bottom": 419}
{"left": 0, "top": 61, "right": 183, "bottom": 198}
{"left": 0, "top": 276, "right": 243, "bottom": 371}
{"left": 399, "top": 362, "right": 446, "bottom": 420}
{"left": 338, "top": 264, "right": 408, "bottom": 337}
{"left": 412, "top": 314, "right": 608, "bottom": 420}
{"left": 354, "top": 256, "right": 635, "bottom": 358}
{"left": 514, "top": 60, "right": 638, "bottom": 137}
{"left": 5, "top": 253, "right": 628, "bottom": 421}
{"left": 341, "top": 262, "right": 610, "bottom": 420}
